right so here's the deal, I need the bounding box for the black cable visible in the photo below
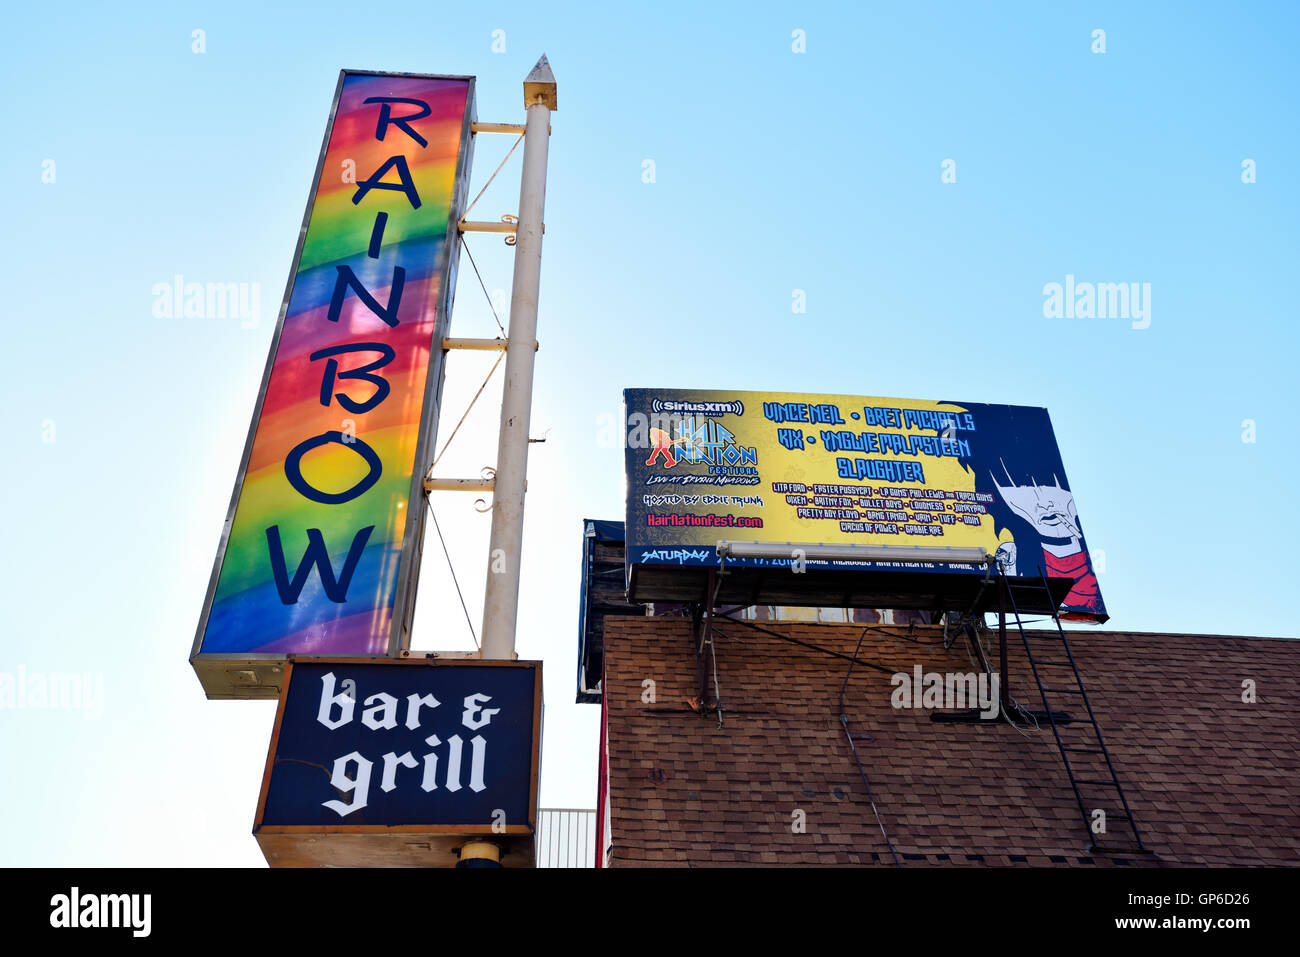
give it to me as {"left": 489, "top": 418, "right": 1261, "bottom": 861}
{"left": 838, "top": 626, "right": 902, "bottom": 866}
{"left": 460, "top": 237, "right": 507, "bottom": 337}
{"left": 854, "top": 620, "right": 948, "bottom": 646}
{"left": 709, "top": 613, "right": 908, "bottom": 863}
{"left": 711, "top": 613, "right": 897, "bottom": 674}
{"left": 423, "top": 495, "right": 479, "bottom": 649}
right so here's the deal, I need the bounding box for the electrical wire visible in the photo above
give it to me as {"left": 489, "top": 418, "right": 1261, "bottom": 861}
{"left": 461, "top": 133, "right": 525, "bottom": 222}
{"left": 461, "top": 237, "right": 508, "bottom": 337}
{"left": 963, "top": 619, "right": 1039, "bottom": 736}
{"left": 838, "top": 626, "right": 901, "bottom": 866}
{"left": 711, "top": 613, "right": 898, "bottom": 674}
{"left": 854, "top": 620, "right": 948, "bottom": 645}
{"left": 710, "top": 616, "right": 903, "bottom": 861}
{"left": 427, "top": 347, "right": 506, "bottom": 474}
{"left": 423, "top": 495, "right": 479, "bottom": 649}
{"left": 425, "top": 228, "right": 513, "bottom": 478}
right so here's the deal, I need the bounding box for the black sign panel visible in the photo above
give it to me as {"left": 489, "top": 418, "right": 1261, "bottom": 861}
{"left": 258, "top": 660, "right": 540, "bottom": 830}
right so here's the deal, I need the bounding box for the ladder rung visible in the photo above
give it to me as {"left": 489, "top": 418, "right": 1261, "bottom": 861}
{"left": 1007, "top": 569, "right": 1147, "bottom": 854}
{"left": 1090, "top": 845, "right": 1149, "bottom": 855}
{"left": 1051, "top": 712, "right": 1099, "bottom": 724}
{"left": 1040, "top": 711, "right": 1079, "bottom": 722}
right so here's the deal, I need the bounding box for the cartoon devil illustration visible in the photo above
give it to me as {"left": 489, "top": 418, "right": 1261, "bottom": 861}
{"left": 990, "top": 460, "right": 1102, "bottom": 616}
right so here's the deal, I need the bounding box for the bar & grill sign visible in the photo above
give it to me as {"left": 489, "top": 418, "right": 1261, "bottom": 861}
{"left": 254, "top": 658, "right": 541, "bottom": 865}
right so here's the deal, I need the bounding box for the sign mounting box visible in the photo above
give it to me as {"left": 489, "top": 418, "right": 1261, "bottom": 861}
{"left": 253, "top": 658, "right": 542, "bottom": 867}
{"left": 191, "top": 71, "right": 477, "bottom": 698}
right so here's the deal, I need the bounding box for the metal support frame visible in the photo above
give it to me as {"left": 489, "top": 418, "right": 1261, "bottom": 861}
{"left": 689, "top": 568, "right": 721, "bottom": 709}
{"left": 459, "top": 219, "right": 518, "bottom": 235}
{"left": 997, "top": 570, "right": 1011, "bottom": 713}
{"left": 443, "top": 337, "right": 506, "bottom": 352}
{"left": 680, "top": 566, "right": 729, "bottom": 724}
{"left": 442, "top": 337, "right": 538, "bottom": 353}
{"left": 480, "top": 55, "right": 556, "bottom": 662}
{"left": 423, "top": 476, "right": 496, "bottom": 493}
{"left": 472, "top": 121, "right": 526, "bottom": 134}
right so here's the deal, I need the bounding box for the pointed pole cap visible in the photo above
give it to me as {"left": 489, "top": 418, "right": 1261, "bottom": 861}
{"left": 524, "top": 54, "right": 557, "bottom": 111}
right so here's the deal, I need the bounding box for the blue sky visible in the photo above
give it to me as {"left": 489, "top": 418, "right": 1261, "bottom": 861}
{"left": 1, "top": 1, "right": 1296, "bottom": 865}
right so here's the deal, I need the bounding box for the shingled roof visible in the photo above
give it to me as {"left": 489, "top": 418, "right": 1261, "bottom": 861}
{"left": 600, "top": 618, "right": 1299, "bottom": 866}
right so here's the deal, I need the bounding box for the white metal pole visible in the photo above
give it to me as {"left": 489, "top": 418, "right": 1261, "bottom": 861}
{"left": 480, "top": 56, "right": 556, "bottom": 661}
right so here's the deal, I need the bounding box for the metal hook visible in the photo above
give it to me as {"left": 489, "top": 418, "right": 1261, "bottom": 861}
{"left": 475, "top": 466, "right": 497, "bottom": 511}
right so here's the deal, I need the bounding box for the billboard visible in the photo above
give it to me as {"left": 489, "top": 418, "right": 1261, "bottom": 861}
{"left": 624, "top": 388, "right": 1107, "bottom": 622}
{"left": 576, "top": 519, "right": 643, "bottom": 704}
{"left": 191, "top": 72, "right": 476, "bottom": 697}
{"left": 254, "top": 659, "right": 541, "bottom": 867}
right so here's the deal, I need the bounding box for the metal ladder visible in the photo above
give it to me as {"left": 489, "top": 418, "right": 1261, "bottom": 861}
{"left": 1001, "top": 567, "right": 1146, "bottom": 855}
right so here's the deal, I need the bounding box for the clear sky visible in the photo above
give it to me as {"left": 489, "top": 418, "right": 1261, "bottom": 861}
{"left": 1, "top": 1, "right": 1296, "bottom": 866}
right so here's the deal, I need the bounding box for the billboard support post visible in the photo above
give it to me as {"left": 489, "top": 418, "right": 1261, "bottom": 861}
{"left": 481, "top": 55, "right": 556, "bottom": 662}
{"left": 998, "top": 572, "right": 1010, "bottom": 713}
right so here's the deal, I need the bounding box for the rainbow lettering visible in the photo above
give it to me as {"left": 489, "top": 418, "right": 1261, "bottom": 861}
{"left": 195, "top": 72, "right": 474, "bottom": 663}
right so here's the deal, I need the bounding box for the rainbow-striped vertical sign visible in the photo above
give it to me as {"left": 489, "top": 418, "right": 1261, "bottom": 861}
{"left": 191, "top": 71, "right": 476, "bottom": 698}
